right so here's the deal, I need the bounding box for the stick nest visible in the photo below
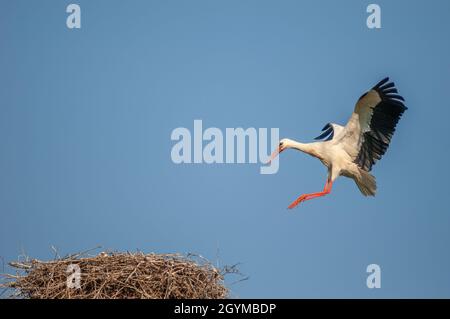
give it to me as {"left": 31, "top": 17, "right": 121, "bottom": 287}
{"left": 1, "top": 251, "right": 229, "bottom": 299}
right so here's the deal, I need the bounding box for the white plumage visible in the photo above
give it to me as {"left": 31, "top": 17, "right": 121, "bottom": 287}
{"left": 270, "top": 77, "right": 407, "bottom": 209}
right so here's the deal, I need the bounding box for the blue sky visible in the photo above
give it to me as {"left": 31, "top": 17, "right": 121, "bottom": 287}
{"left": 1, "top": 0, "right": 450, "bottom": 298}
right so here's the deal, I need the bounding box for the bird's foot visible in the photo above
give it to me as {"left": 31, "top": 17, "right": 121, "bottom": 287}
{"left": 287, "top": 194, "right": 308, "bottom": 209}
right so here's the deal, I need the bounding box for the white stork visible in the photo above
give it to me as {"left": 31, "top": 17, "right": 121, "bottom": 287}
{"left": 269, "top": 77, "right": 407, "bottom": 209}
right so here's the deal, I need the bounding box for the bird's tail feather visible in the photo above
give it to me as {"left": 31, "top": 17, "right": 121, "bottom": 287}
{"left": 355, "top": 169, "right": 377, "bottom": 196}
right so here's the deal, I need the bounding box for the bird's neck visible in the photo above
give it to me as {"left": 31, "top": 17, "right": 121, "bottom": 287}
{"left": 288, "top": 140, "right": 320, "bottom": 157}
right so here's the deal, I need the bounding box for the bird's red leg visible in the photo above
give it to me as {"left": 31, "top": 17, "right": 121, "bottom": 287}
{"left": 288, "top": 180, "right": 333, "bottom": 209}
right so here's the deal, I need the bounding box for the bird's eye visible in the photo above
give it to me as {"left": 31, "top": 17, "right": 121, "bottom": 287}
{"left": 279, "top": 142, "right": 283, "bottom": 147}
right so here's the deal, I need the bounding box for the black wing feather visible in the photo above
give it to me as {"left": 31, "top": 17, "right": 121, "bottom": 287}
{"left": 315, "top": 123, "right": 334, "bottom": 141}
{"left": 383, "top": 88, "right": 398, "bottom": 94}
{"left": 355, "top": 78, "right": 407, "bottom": 171}
{"left": 374, "top": 77, "right": 389, "bottom": 89}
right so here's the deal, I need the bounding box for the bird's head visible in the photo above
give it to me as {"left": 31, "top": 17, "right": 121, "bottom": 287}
{"left": 267, "top": 138, "right": 292, "bottom": 163}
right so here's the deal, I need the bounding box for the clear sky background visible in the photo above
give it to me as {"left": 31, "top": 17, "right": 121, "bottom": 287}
{"left": 1, "top": 0, "right": 449, "bottom": 298}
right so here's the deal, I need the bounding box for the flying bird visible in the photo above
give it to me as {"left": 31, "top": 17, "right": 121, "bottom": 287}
{"left": 269, "top": 77, "right": 407, "bottom": 209}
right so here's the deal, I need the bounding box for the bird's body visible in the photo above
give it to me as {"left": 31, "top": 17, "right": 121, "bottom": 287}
{"left": 270, "top": 77, "right": 407, "bottom": 208}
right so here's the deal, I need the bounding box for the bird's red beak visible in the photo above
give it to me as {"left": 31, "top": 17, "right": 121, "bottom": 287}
{"left": 267, "top": 146, "right": 283, "bottom": 164}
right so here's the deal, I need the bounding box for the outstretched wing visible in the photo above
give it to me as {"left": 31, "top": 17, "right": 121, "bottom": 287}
{"left": 341, "top": 77, "right": 407, "bottom": 171}
{"left": 314, "top": 123, "right": 344, "bottom": 142}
